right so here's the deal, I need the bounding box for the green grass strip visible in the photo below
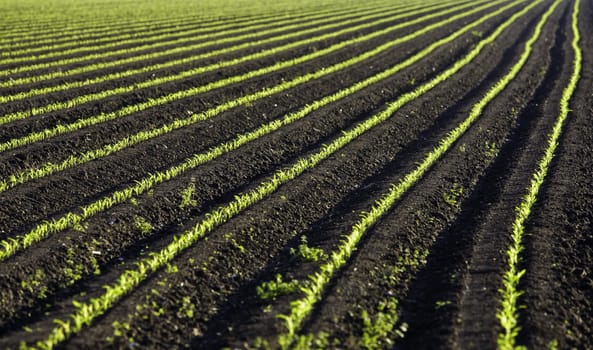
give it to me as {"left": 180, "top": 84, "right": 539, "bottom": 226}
{"left": 0, "top": 2, "right": 399, "bottom": 65}
{"left": 0, "top": 0, "right": 496, "bottom": 154}
{"left": 0, "top": 0, "right": 352, "bottom": 40}
{"left": 0, "top": 12, "right": 198, "bottom": 39}
{"left": 0, "top": 11, "right": 271, "bottom": 45}
{"left": 23, "top": 3, "right": 543, "bottom": 349}
{"left": 0, "top": 0, "right": 403, "bottom": 48}
{"left": 0, "top": 0, "right": 524, "bottom": 264}
{"left": 0, "top": 3, "right": 407, "bottom": 75}
{"left": 0, "top": 6, "right": 332, "bottom": 53}
{"left": 0, "top": 7, "right": 347, "bottom": 58}
{"left": 0, "top": 12, "right": 237, "bottom": 50}
{"left": 0, "top": 0, "right": 388, "bottom": 42}
{"left": 0, "top": 0, "right": 441, "bottom": 88}
{"left": 273, "top": 0, "right": 556, "bottom": 347}
{"left": 496, "top": 0, "right": 579, "bottom": 348}
{"left": 0, "top": 0, "right": 506, "bottom": 261}
{"left": 0, "top": 0, "right": 429, "bottom": 104}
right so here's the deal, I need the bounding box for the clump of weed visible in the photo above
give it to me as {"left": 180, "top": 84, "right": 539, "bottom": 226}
{"left": 134, "top": 216, "right": 153, "bottom": 234}
{"left": 443, "top": 183, "right": 464, "bottom": 207}
{"left": 256, "top": 274, "right": 299, "bottom": 300}
{"left": 360, "top": 298, "right": 407, "bottom": 349}
{"left": 290, "top": 235, "right": 327, "bottom": 262}
{"left": 180, "top": 180, "right": 197, "bottom": 209}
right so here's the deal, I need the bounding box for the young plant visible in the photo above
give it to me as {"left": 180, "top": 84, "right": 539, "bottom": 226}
{"left": 179, "top": 181, "right": 197, "bottom": 209}
{"left": 497, "top": 0, "right": 580, "bottom": 347}
{"left": 134, "top": 216, "right": 153, "bottom": 234}
{"left": 290, "top": 236, "right": 327, "bottom": 262}
{"left": 256, "top": 274, "right": 299, "bottom": 301}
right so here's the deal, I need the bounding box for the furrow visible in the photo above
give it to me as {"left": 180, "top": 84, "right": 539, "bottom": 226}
{"left": 3, "top": 1, "right": 541, "bottom": 348}
{"left": 0, "top": 0, "right": 449, "bottom": 87}
{"left": 496, "top": 0, "right": 580, "bottom": 348}
{"left": 0, "top": 3, "right": 413, "bottom": 74}
{"left": 0, "top": 0, "right": 509, "bottom": 265}
{"left": 0, "top": 3, "right": 398, "bottom": 67}
{"left": 0, "top": 0, "right": 493, "bottom": 154}
{"left": 0, "top": 0, "right": 518, "bottom": 333}
{"left": 0, "top": 1, "right": 517, "bottom": 198}
{"left": 0, "top": 0, "right": 432, "bottom": 108}
{"left": 0, "top": 3, "right": 500, "bottom": 333}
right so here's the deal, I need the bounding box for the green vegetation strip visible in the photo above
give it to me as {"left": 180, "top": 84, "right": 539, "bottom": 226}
{"left": 0, "top": 0, "right": 495, "bottom": 155}
{"left": 0, "top": 11, "right": 267, "bottom": 46}
{"left": 0, "top": 12, "right": 196, "bottom": 39}
{"left": 272, "top": 0, "right": 555, "bottom": 347}
{"left": 0, "top": 0, "right": 428, "bottom": 105}
{"left": 0, "top": 3, "right": 402, "bottom": 76}
{"left": 21, "top": 3, "right": 541, "bottom": 349}
{"left": 0, "top": 0, "right": 521, "bottom": 194}
{"left": 0, "top": 8, "right": 348, "bottom": 59}
{"left": 0, "top": 12, "right": 235, "bottom": 51}
{"left": 496, "top": 0, "right": 579, "bottom": 348}
{"left": 0, "top": 0, "right": 385, "bottom": 42}
{"left": 0, "top": 0, "right": 347, "bottom": 41}
{"left": 0, "top": 2, "right": 234, "bottom": 33}
{"left": 0, "top": 7, "right": 332, "bottom": 53}
{"left": 0, "top": 0, "right": 506, "bottom": 260}
{"left": 0, "top": 0, "right": 439, "bottom": 88}
{"left": 0, "top": 3, "right": 394, "bottom": 66}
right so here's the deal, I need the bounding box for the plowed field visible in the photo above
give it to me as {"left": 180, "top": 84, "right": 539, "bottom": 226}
{"left": 0, "top": 0, "right": 592, "bottom": 348}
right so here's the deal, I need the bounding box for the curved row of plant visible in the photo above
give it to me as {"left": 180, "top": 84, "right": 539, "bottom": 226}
{"left": 0, "top": 1, "right": 523, "bottom": 327}
{"left": 0, "top": 4, "right": 399, "bottom": 77}
{"left": 0, "top": 11, "right": 269, "bottom": 52}
{"left": 0, "top": 0, "right": 515, "bottom": 265}
{"left": 0, "top": 2, "right": 392, "bottom": 67}
{"left": 0, "top": 10, "right": 286, "bottom": 47}
{"left": 14, "top": 2, "right": 540, "bottom": 348}
{"left": 0, "top": 5, "right": 524, "bottom": 340}
{"left": 0, "top": 0, "right": 433, "bottom": 105}
{"left": 496, "top": 0, "right": 581, "bottom": 348}
{"left": 268, "top": 0, "right": 554, "bottom": 347}
{"left": 0, "top": 0, "right": 366, "bottom": 44}
{"left": 0, "top": 0, "right": 501, "bottom": 161}
{"left": 0, "top": 1, "right": 376, "bottom": 56}
{"left": 0, "top": 0, "right": 442, "bottom": 87}
{"left": 0, "top": 5, "right": 364, "bottom": 61}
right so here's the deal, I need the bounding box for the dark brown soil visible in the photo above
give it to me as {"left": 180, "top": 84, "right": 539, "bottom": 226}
{"left": 1, "top": 0, "right": 591, "bottom": 349}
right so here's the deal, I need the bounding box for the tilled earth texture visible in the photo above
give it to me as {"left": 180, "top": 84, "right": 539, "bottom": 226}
{"left": 0, "top": 0, "right": 591, "bottom": 349}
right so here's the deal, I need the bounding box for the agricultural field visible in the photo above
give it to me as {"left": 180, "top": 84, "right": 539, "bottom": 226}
{"left": 0, "top": 0, "right": 591, "bottom": 348}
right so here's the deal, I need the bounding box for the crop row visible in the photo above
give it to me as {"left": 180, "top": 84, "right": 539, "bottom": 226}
{"left": 268, "top": 0, "right": 554, "bottom": 346}
{"left": 0, "top": 5, "right": 364, "bottom": 60}
{"left": 0, "top": 0, "right": 498, "bottom": 182}
{"left": 0, "top": 2, "right": 400, "bottom": 68}
{"left": 7, "top": 0, "right": 546, "bottom": 348}
{"left": 0, "top": 1, "right": 432, "bottom": 102}
{"left": 0, "top": 0, "right": 513, "bottom": 263}
{"left": 0, "top": 1, "right": 521, "bottom": 339}
{"left": 2, "top": 0, "right": 581, "bottom": 348}
{"left": 0, "top": 0, "right": 371, "bottom": 43}
{"left": 496, "top": 0, "right": 581, "bottom": 348}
